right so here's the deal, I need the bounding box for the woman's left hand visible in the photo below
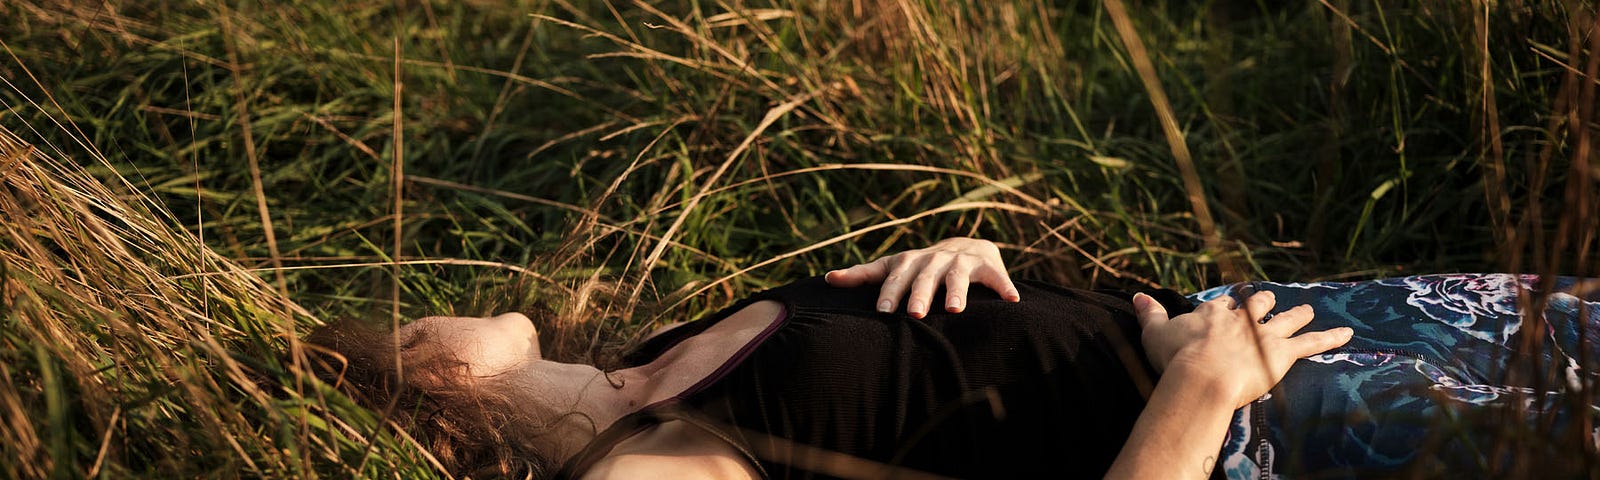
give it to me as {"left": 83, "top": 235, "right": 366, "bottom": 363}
{"left": 824, "top": 237, "right": 1020, "bottom": 318}
{"left": 1133, "top": 290, "right": 1353, "bottom": 409}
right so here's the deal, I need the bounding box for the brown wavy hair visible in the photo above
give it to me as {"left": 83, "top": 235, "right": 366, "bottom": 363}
{"left": 306, "top": 320, "right": 557, "bottom": 479}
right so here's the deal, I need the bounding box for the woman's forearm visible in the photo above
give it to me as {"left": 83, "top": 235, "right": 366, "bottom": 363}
{"left": 1104, "top": 367, "right": 1238, "bottom": 480}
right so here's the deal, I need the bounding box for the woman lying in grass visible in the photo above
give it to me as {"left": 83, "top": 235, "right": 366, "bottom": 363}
{"left": 314, "top": 238, "right": 1600, "bottom": 479}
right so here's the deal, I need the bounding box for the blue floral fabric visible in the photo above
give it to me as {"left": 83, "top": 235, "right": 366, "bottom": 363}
{"left": 1189, "top": 274, "right": 1600, "bottom": 478}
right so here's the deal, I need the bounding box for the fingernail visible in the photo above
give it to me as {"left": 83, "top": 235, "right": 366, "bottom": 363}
{"left": 1340, "top": 327, "right": 1355, "bottom": 338}
{"left": 1006, "top": 290, "right": 1020, "bottom": 302}
{"left": 908, "top": 301, "right": 925, "bottom": 316}
{"left": 1131, "top": 293, "right": 1150, "bottom": 310}
{"left": 877, "top": 300, "right": 893, "bottom": 313}
{"left": 946, "top": 297, "right": 962, "bottom": 312}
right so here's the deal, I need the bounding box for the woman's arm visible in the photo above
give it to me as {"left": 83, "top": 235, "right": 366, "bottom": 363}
{"left": 1106, "top": 290, "right": 1353, "bottom": 479}
{"left": 1107, "top": 362, "right": 1237, "bottom": 479}
{"left": 824, "top": 237, "right": 1019, "bottom": 318}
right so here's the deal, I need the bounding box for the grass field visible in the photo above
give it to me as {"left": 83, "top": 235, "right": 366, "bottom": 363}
{"left": 1, "top": 0, "right": 1597, "bottom": 477}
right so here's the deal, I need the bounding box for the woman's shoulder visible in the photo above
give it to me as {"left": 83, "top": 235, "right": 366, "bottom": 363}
{"left": 580, "top": 420, "right": 761, "bottom": 480}
{"left": 582, "top": 454, "right": 753, "bottom": 480}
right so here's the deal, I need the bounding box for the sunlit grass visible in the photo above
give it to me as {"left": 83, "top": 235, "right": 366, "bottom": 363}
{"left": 1, "top": 0, "right": 1596, "bottom": 477}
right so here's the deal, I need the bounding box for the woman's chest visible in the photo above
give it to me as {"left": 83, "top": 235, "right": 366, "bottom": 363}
{"left": 585, "top": 420, "right": 761, "bottom": 480}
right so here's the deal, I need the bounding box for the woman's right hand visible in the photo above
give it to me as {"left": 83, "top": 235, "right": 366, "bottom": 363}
{"left": 1132, "top": 290, "right": 1353, "bottom": 409}
{"left": 824, "top": 237, "right": 1019, "bottom": 319}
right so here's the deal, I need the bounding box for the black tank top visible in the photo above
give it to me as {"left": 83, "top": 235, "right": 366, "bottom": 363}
{"left": 556, "top": 277, "right": 1194, "bottom": 479}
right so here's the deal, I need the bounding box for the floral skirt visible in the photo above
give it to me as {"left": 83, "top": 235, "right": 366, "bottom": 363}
{"left": 1188, "top": 274, "right": 1600, "bottom": 479}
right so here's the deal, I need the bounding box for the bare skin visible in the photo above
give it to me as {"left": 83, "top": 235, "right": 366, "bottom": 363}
{"left": 1105, "top": 290, "right": 1353, "bottom": 479}
{"left": 401, "top": 300, "right": 784, "bottom": 471}
{"left": 823, "top": 237, "right": 1020, "bottom": 317}
{"left": 406, "top": 238, "right": 1351, "bottom": 479}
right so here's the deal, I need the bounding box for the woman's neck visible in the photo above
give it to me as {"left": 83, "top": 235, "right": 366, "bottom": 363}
{"left": 504, "top": 360, "right": 646, "bottom": 462}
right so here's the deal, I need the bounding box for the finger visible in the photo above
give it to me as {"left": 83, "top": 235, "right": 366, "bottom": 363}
{"left": 969, "top": 263, "right": 1020, "bottom": 302}
{"left": 826, "top": 257, "right": 890, "bottom": 288}
{"left": 1263, "top": 304, "right": 1317, "bottom": 336}
{"left": 1132, "top": 292, "right": 1169, "bottom": 330}
{"left": 1244, "top": 289, "right": 1277, "bottom": 324}
{"left": 876, "top": 255, "right": 923, "bottom": 313}
{"left": 943, "top": 257, "right": 976, "bottom": 313}
{"left": 1197, "top": 295, "right": 1236, "bottom": 314}
{"left": 1288, "top": 327, "right": 1354, "bottom": 358}
{"left": 906, "top": 253, "right": 955, "bottom": 318}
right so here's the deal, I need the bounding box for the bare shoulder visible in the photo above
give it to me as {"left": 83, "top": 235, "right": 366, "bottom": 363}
{"left": 581, "top": 420, "right": 760, "bottom": 480}
{"left": 721, "top": 299, "right": 784, "bottom": 332}
{"left": 582, "top": 452, "right": 758, "bottom": 480}
{"left": 645, "top": 299, "right": 783, "bottom": 342}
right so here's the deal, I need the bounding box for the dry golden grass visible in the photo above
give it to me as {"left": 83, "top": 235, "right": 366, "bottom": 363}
{"left": 0, "top": 0, "right": 1597, "bottom": 477}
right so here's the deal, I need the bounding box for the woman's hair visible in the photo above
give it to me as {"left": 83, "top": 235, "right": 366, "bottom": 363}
{"left": 303, "top": 274, "right": 637, "bottom": 479}
{"left": 307, "top": 320, "right": 557, "bottom": 478}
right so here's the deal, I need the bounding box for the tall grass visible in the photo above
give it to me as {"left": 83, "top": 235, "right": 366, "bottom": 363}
{"left": 0, "top": 0, "right": 1596, "bottom": 477}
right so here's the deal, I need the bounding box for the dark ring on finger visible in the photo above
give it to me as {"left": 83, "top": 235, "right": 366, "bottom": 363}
{"left": 1258, "top": 311, "right": 1275, "bottom": 324}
